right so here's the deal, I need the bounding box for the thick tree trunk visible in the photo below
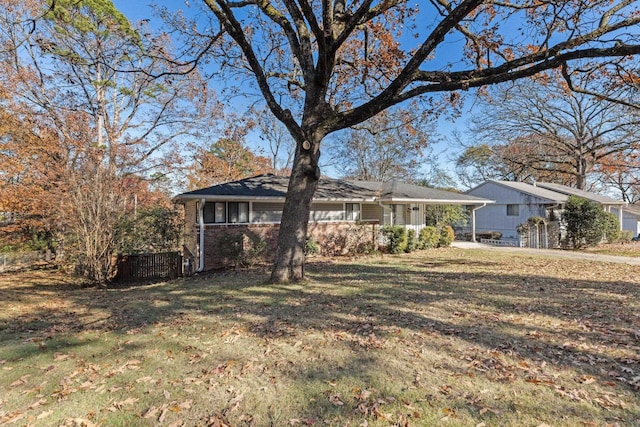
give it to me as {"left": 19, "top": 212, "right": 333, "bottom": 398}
{"left": 576, "top": 154, "right": 587, "bottom": 190}
{"left": 269, "top": 140, "right": 320, "bottom": 283}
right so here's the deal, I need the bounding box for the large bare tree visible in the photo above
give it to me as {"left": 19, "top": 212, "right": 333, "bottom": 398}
{"left": 463, "top": 74, "right": 640, "bottom": 190}
{"left": 329, "top": 107, "right": 435, "bottom": 183}
{"left": 172, "top": 0, "right": 640, "bottom": 282}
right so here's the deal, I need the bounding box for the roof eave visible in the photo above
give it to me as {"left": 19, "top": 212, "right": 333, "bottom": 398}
{"left": 379, "top": 197, "right": 494, "bottom": 204}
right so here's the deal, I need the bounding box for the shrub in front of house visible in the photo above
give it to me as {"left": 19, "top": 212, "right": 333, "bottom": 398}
{"left": 344, "top": 223, "right": 376, "bottom": 255}
{"left": 305, "top": 236, "right": 321, "bottom": 256}
{"left": 214, "top": 233, "right": 268, "bottom": 267}
{"left": 318, "top": 224, "right": 375, "bottom": 256}
{"left": 405, "top": 229, "right": 417, "bottom": 253}
{"left": 215, "top": 234, "right": 244, "bottom": 267}
{"left": 438, "top": 225, "right": 455, "bottom": 247}
{"left": 603, "top": 212, "right": 621, "bottom": 243}
{"left": 562, "top": 196, "right": 609, "bottom": 249}
{"left": 381, "top": 225, "right": 407, "bottom": 254}
{"left": 620, "top": 230, "right": 633, "bottom": 243}
{"left": 418, "top": 226, "right": 439, "bottom": 249}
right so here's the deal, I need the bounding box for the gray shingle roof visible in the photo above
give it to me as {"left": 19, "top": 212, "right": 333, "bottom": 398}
{"left": 469, "top": 180, "right": 569, "bottom": 203}
{"left": 174, "top": 174, "right": 493, "bottom": 205}
{"left": 349, "top": 180, "right": 491, "bottom": 204}
{"left": 624, "top": 204, "right": 640, "bottom": 217}
{"left": 535, "top": 182, "right": 626, "bottom": 205}
{"left": 175, "top": 174, "right": 375, "bottom": 200}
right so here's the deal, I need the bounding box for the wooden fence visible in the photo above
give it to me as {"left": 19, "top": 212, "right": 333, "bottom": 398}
{"left": 114, "top": 251, "right": 182, "bottom": 282}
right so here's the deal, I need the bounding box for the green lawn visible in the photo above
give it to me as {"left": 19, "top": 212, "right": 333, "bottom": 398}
{"left": 1, "top": 248, "right": 639, "bottom": 426}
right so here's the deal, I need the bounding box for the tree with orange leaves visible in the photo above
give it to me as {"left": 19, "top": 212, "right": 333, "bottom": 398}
{"left": 0, "top": 0, "right": 207, "bottom": 282}
{"left": 186, "top": 138, "right": 275, "bottom": 190}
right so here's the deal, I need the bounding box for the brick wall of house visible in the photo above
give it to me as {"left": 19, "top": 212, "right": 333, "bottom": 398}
{"left": 198, "top": 221, "right": 379, "bottom": 270}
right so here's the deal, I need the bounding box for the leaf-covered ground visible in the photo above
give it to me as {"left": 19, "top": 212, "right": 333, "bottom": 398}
{"left": 1, "top": 248, "right": 639, "bottom": 426}
{"left": 584, "top": 241, "right": 640, "bottom": 258}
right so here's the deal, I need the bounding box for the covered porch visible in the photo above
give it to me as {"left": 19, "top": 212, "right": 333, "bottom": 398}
{"left": 376, "top": 201, "right": 491, "bottom": 242}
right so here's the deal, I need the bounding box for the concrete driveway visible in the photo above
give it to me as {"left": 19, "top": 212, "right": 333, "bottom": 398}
{"left": 450, "top": 241, "right": 640, "bottom": 266}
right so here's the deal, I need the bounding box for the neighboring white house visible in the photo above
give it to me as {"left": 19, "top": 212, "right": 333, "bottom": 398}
{"left": 466, "top": 180, "right": 640, "bottom": 246}
{"left": 173, "top": 174, "right": 493, "bottom": 270}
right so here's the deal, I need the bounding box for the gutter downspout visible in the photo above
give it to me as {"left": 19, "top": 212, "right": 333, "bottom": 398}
{"left": 471, "top": 203, "right": 487, "bottom": 243}
{"left": 198, "top": 198, "right": 205, "bottom": 272}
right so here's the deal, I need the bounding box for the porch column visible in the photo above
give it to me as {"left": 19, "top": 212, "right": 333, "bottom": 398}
{"left": 470, "top": 203, "right": 486, "bottom": 243}
{"left": 619, "top": 206, "right": 624, "bottom": 231}
{"left": 471, "top": 208, "right": 476, "bottom": 242}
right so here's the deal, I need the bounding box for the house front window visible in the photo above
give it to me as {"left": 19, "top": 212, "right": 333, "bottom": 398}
{"left": 346, "top": 203, "right": 361, "bottom": 221}
{"left": 203, "top": 203, "right": 216, "bottom": 223}
{"left": 214, "top": 202, "right": 226, "bottom": 223}
{"left": 506, "top": 204, "right": 519, "bottom": 216}
{"left": 229, "top": 202, "right": 249, "bottom": 223}
{"left": 382, "top": 204, "right": 405, "bottom": 225}
{"left": 202, "top": 202, "right": 250, "bottom": 224}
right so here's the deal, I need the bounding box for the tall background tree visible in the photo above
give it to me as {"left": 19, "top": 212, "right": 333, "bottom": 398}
{"left": 256, "top": 108, "right": 297, "bottom": 175}
{"left": 167, "top": 0, "right": 640, "bottom": 282}
{"left": 597, "top": 150, "right": 640, "bottom": 203}
{"left": 328, "top": 107, "right": 435, "bottom": 183}
{"left": 458, "top": 74, "right": 640, "bottom": 189}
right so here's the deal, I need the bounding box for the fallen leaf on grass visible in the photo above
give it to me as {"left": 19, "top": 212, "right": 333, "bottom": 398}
{"left": 109, "top": 397, "right": 139, "bottom": 411}
{"left": 442, "top": 407, "right": 458, "bottom": 418}
{"left": 579, "top": 375, "right": 596, "bottom": 385}
{"left": 54, "top": 352, "right": 70, "bottom": 361}
{"left": 0, "top": 410, "right": 26, "bottom": 424}
{"left": 141, "top": 406, "right": 161, "bottom": 419}
{"left": 37, "top": 409, "right": 54, "bottom": 420}
{"left": 28, "top": 398, "right": 47, "bottom": 409}
{"left": 479, "top": 407, "right": 500, "bottom": 416}
{"left": 10, "top": 374, "right": 31, "bottom": 387}
{"left": 373, "top": 407, "right": 393, "bottom": 421}
{"left": 353, "top": 388, "right": 372, "bottom": 401}
{"left": 61, "top": 418, "right": 96, "bottom": 427}
{"left": 328, "top": 394, "right": 344, "bottom": 406}
{"left": 204, "top": 414, "right": 231, "bottom": 427}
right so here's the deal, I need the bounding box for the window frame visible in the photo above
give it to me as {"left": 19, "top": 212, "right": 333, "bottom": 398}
{"left": 345, "top": 203, "right": 361, "bottom": 221}
{"left": 228, "top": 202, "right": 250, "bottom": 224}
{"left": 506, "top": 204, "right": 520, "bottom": 217}
{"left": 201, "top": 201, "right": 250, "bottom": 225}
